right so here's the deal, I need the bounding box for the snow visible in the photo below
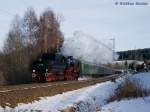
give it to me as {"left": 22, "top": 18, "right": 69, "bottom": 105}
{"left": 112, "top": 60, "right": 144, "bottom": 65}
{"left": 78, "top": 76, "right": 92, "bottom": 81}
{"left": 131, "top": 72, "right": 150, "bottom": 89}
{"left": 100, "top": 72, "right": 150, "bottom": 112}
{"left": 0, "top": 72, "right": 150, "bottom": 112}
{"left": 101, "top": 96, "right": 150, "bottom": 112}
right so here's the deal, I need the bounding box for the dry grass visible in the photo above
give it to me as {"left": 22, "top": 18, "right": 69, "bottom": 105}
{"left": 60, "top": 107, "right": 75, "bottom": 112}
{"left": 108, "top": 77, "right": 150, "bottom": 102}
{"left": 60, "top": 100, "right": 101, "bottom": 112}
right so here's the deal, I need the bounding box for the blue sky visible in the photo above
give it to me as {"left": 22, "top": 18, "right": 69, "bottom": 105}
{"left": 0, "top": 0, "right": 150, "bottom": 51}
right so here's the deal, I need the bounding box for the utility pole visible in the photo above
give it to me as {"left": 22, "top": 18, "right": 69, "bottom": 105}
{"left": 110, "top": 38, "right": 115, "bottom": 61}
{"left": 134, "top": 46, "right": 136, "bottom": 60}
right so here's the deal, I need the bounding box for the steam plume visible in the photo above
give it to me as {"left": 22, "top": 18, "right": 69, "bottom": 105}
{"left": 61, "top": 31, "right": 115, "bottom": 64}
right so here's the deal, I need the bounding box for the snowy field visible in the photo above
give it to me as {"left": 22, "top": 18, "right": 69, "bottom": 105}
{"left": 1, "top": 72, "right": 150, "bottom": 112}
{"left": 101, "top": 96, "right": 150, "bottom": 112}
{"left": 100, "top": 72, "right": 150, "bottom": 112}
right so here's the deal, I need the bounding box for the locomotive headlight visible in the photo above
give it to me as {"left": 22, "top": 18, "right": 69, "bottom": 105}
{"left": 33, "top": 69, "right": 35, "bottom": 73}
{"left": 32, "top": 70, "right": 36, "bottom": 78}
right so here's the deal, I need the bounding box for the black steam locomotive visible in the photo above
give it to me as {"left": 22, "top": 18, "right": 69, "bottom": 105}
{"left": 31, "top": 52, "right": 80, "bottom": 82}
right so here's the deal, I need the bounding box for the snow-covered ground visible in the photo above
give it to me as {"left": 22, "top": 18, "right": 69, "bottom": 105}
{"left": 112, "top": 60, "right": 144, "bottom": 65}
{"left": 131, "top": 72, "right": 150, "bottom": 89}
{"left": 100, "top": 72, "right": 150, "bottom": 112}
{"left": 78, "top": 76, "right": 92, "bottom": 81}
{"left": 101, "top": 96, "right": 150, "bottom": 112}
{"left": 1, "top": 72, "right": 150, "bottom": 112}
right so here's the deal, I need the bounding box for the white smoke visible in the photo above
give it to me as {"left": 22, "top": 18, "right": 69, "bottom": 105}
{"left": 61, "top": 31, "right": 116, "bottom": 64}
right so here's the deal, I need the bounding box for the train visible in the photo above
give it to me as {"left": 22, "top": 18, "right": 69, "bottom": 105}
{"left": 31, "top": 52, "right": 115, "bottom": 82}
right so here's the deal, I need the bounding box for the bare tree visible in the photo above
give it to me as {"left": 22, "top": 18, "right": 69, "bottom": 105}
{"left": 22, "top": 7, "right": 39, "bottom": 46}
{"left": 4, "top": 15, "right": 23, "bottom": 54}
{"left": 22, "top": 7, "right": 41, "bottom": 61}
{"left": 39, "top": 8, "right": 64, "bottom": 53}
{"left": 2, "top": 15, "right": 27, "bottom": 84}
{"left": 1, "top": 7, "right": 64, "bottom": 85}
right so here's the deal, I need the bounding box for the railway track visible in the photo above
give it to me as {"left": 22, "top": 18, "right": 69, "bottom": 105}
{"left": 0, "top": 80, "right": 82, "bottom": 93}
{"left": 0, "top": 74, "right": 122, "bottom": 107}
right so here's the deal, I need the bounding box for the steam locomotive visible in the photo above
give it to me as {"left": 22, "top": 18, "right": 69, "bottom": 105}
{"left": 31, "top": 52, "right": 116, "bottom": 82}
{"left": 32, "top": 53, "right": 79, "bottom": 82}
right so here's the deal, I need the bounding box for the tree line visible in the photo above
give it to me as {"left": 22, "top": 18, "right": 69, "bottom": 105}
{"left": 117, "top": 48, "right": 150, "bottom": 61}
{"left": 0, "top": 7, "right": 64, "bottom": 85}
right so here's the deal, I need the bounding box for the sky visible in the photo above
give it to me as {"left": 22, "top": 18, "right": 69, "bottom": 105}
{"left": 0, "top": 0, "right": 150, "bottom": 51}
